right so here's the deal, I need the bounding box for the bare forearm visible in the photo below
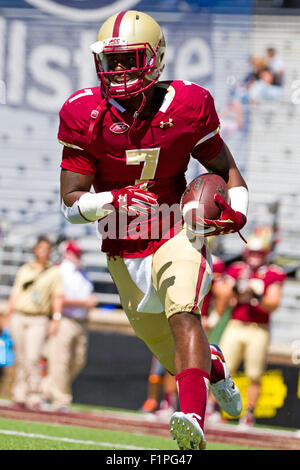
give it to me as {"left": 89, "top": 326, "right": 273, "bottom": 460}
{"left": 225, "top": 147, "right": 248, "bottom": 190}
{"left": 204, "top": 143, "right": 248, "bottom": 190}
{"left": 4, "top": 295, "right": 16, "bottom": 316}
{"left": 60, "top": 169, "right": 113, "bottom": 223}
{"left": 203, "top": 143, "right": 248, "bottom": 215}
{"left": 63, "top": 298, "right": 89, "bottom": 307}
{"left": 258, "top": 292, "right": 281, "bottom": 313}
{"left": 63, "top": 190, "right": 89, "bottom": 207}
{"left": 52, "top": 296, "right": 63, "bottom": 315}
{"left": 211, "top": 281, "right": 235, "bottom": 314}
{"left": 60, "top": 169, "right": 94, "bottom": 206}
{"left": 2, "top": 296, "right": 16, "bottom": 328}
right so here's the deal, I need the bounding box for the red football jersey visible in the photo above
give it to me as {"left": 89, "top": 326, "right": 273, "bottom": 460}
{"left": 226, "top": 261, "right": 286, "bottom": 324}
{"left": 58, "top": 80, "right": 223, "bottom": 257}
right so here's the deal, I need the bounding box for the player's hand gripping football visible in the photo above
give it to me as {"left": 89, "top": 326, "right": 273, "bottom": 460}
{"left": 111, "top": 181, "right": 158, "bottom": 217}
{"left": 195, "top": 194, "right": 247, "bottom": 240}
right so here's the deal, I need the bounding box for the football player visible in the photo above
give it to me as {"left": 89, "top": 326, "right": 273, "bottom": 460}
{"left": 59, "top": 10, "right": 248, "bottom": 450}
{"left": 214, "top": 226, "right": 286, "bottom": 427}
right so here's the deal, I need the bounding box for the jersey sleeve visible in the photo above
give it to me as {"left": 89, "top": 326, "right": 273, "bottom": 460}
{"left": 60, "top": 146, "right": 96, "bottom": 175}
{"left": 57, "top": 87, "right": 101, "bottom": 150}
{"left": 10, "top": 265, "right": 27, "bottom": 297}
{"left": 212, "top": 257, "right": 226, "bottom": 275}
{"left": 225, "top": 263, "right": 242, "bottom": 281}
{"left": 58, "top": 90, "right": 98, "bottom": 175}
{"left": 190, "top": 87, "right": 223, "bottom": 163}
{"left": 58, "top": 97, "right": 86, "bottom": 150}
{"left": 267, "top": 265, "right": 287, "bottom": 285}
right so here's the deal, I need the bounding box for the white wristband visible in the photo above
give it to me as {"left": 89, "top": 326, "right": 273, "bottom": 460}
{"left": 61, "top": 200, "right": 88, "bottom": 224}
{"left": 78, "top": 192, "right": 113, "bottom": 222}
{"left": 228, "top": 186, "right": 249, "bottom": 216}
{"left": 62, "top": 192, "right": 114, "bottom": 224}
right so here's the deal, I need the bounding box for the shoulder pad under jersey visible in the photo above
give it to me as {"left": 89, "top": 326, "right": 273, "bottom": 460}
{"left": 168, "top": 80, "right": 220, "bottom": 141}
{"left": 159, "top": 80, "right": 215, "bottom": 109}
{"left": 172, "top": 80, "right": 215, "bottom": 107}
{"left": 267, "top": 264, "right": 287, "bottom": 283}
{"left": 225, "top": 261, "right": 245, "bottom": 278}
{"left": 58, "top": 87, "right": 103, "bottom": 150}
{"left": 211, "top": 255, "right": 225, "bottom": 273}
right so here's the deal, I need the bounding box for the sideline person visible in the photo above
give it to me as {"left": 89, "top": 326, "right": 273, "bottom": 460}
{"left": 213, "top": 227, "right": 286, "bottom": 426}
{"left": 42, "top": 240, "right": 97, "bottom": 411}
{"left": 1, "top": 236, "right": 63, "bottom": 410}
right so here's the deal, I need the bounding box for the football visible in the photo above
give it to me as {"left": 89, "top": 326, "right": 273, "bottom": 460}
{"left": 180, "top": 173, "right": 229, "bottom": 226}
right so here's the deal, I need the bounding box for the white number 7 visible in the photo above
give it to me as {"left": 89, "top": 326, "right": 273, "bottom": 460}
{"left": 125, "top": 148, "right": 160, "bottom": 183}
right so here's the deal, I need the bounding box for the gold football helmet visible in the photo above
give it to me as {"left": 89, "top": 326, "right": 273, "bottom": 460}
{"left": 243, "top": 226, "right": 273, "bottom": 268}
{"left": 90, "top": 10, "right": 166, "bottom": 99}
{"left": 247, "top": 226, "right": 273, "bottom": 252}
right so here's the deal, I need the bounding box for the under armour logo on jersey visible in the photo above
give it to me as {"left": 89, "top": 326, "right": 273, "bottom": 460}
{"left": 160, "top": 118, "right": 173, "bottom": 128}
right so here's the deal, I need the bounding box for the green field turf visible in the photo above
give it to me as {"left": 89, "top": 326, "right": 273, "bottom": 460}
{"left": 0, "top": 417, "right": 266, "bottom": 451}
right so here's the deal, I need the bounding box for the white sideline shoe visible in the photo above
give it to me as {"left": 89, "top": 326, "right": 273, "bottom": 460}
{"left": 210, "top": 345, "right": 242, "bottom": 417}
{"left": 169, "top": 412, "right": 206, "bottom": 450}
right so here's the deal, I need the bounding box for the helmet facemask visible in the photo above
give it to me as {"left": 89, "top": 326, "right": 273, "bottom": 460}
{"left": 242, "top": 226, "right": 273, "bottom": 269}
{"left": 91, "top": 38, "right": 165, "bottom": 99}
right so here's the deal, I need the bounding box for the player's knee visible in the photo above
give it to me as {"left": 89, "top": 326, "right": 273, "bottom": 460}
{"left": 166, "top": 303, "right": 202, "bottom": 319}
{"left": 168, "top": 310, "right": 201, "bottom": 325}
{"left": 168, "top": 311, "right": 203, "bottom": 344}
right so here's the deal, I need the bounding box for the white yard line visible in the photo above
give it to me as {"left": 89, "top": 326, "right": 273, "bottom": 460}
{"left": 0, "top": 429, "right": 149, "bottom": 450}
{"left": 213, "top": 422, "right": 300, "bottom": 439}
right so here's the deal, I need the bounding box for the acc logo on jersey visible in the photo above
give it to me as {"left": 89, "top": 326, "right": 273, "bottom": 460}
{"left": 110, "top": 122, "right": 130, "bottom": 134}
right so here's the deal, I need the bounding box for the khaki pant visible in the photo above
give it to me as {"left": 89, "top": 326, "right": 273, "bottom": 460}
{"left": 42, "top": 317, "right": 88, "bottom": 408}
{"left": 10, "top": 311, "right": 49, "bottom": 407}
{"left": 107, "top": 229, "right": 212, "bottom": 375}
{"left": 219, "top": 319, "right": 270, "bottom": 382}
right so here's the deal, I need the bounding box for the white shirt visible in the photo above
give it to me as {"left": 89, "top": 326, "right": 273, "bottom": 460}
{"left": 268, "top": 55, "right": 284, "bottom": 74}
{"left": 60, "top": 259, "right": 94, "bottom": 321}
